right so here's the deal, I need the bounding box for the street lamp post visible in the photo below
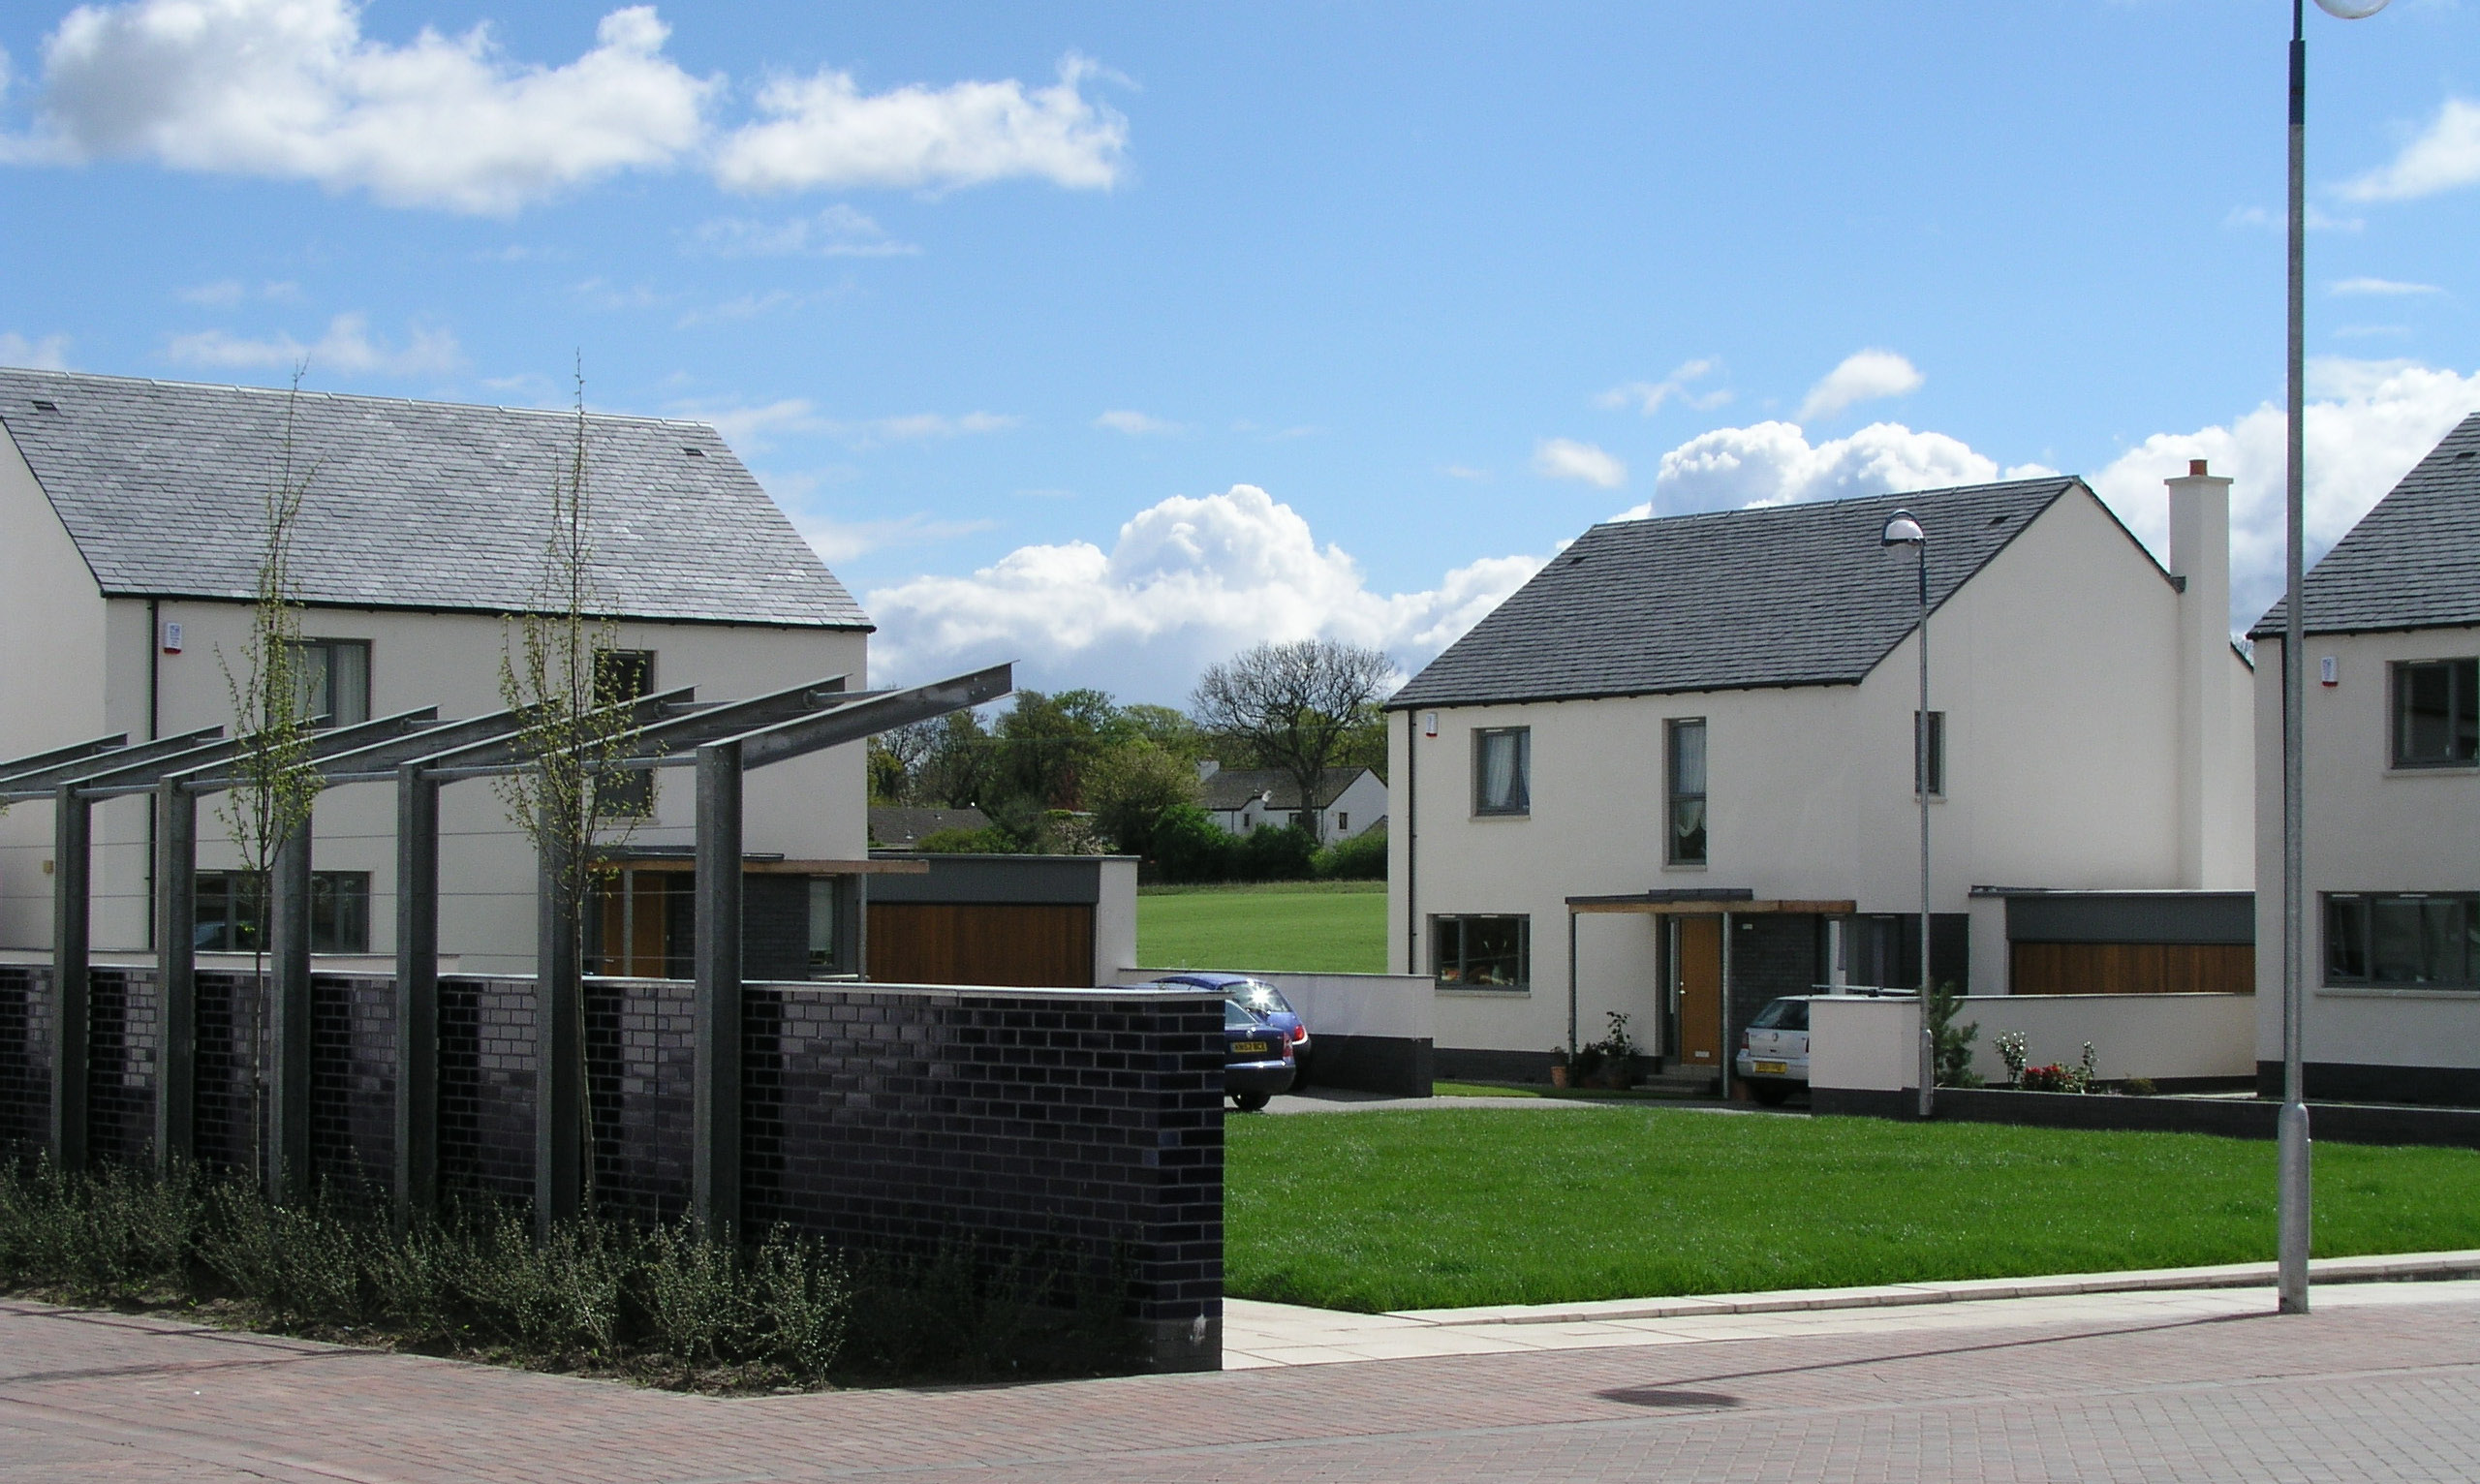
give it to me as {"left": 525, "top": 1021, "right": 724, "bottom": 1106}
{"left": 1882, "top": 510, "right": 1934, "bottom": 1120}
{"left": 2280, "top": 0, "right": 2391, "bottom": 1320}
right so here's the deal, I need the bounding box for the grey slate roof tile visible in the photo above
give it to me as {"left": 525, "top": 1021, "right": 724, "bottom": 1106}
{"left": 0, "top": 367, "right": 868, "bottom": 630}
{"left": 1389, "top": 477, "right": 2092, "bottom": 708}
{"left": 2250, "top": 411, "right": 2480, "bottom": 638}
{"left": 1199, "top": 766, "right": 1371, "bottom": 812}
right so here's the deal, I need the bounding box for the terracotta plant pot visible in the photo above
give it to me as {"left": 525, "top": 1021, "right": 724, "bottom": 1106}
{"left": 1549, "top": 1065, "right": 1570, "bottom": 1089}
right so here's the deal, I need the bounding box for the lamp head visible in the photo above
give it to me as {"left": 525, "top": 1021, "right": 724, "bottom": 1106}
{"left": 1880, "top": 510, "right": 1926, "bottom": 547}
{"left": 2313, "top": 0, "right": 2389, "bottom": 15}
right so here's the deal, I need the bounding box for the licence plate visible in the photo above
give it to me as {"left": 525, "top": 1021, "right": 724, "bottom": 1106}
{"left": 1752, "top": 1061, "right": 1788, "bottom": 1076}
{"left": 1233, "top": 1041, "right": 1268, "bottom": 1056}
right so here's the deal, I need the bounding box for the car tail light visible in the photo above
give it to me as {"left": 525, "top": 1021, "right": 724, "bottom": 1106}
{"left": 1740, "top": 1031, "right": 1751, "bottom": 1050}
{"left": 1288, "top": 1023, "right": 1307, "bottom": 1044}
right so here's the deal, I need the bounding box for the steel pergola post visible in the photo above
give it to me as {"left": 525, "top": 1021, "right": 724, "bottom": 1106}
{"left": 267, "top": 815, "right": 315, "bottom": 1202}
{"left": 393, "top": 765, "right": 440, "bottom": 1226}
{"left": 49, "top": 782, "right": 92, "bottom": 1172}
{"left": 535, "top": 793, "right": 583, "bottom": 1237}
{"left": 693, "top": 739, "right": 744, "bottom": 1238}
{"left": 153, "top": 779, "right": 198, "bottom": 1172}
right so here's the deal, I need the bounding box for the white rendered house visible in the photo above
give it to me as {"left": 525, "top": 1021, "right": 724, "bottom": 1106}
{"left": 0, "top": 368, "right": 875, "bottom": 977}
{"left": 2250, "top": 411, "right": 2480, "bottom": 1103}
{"left": 1387, "top": 470, "right": 2255, "bottom": 1084}
{"left": 1196, "top": 762, "right": 1387, "bottom": 840}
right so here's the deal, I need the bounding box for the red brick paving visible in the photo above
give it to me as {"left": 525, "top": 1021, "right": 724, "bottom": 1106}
{"left": 4, "top": 1293, "right": 2478, "bottom": 1481}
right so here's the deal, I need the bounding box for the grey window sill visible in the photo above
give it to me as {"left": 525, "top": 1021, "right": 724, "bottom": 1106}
{"left": 2316, "top": 985, "right": 2480, "bottom": 999}
{"left": 1435, "top": 985, "right": 1532, "bottom": 997}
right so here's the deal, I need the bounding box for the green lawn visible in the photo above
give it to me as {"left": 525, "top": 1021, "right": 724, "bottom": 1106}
{"left": 1227, "top": 1108, "right": 2480, "bottom": 1313}
{"left": 1135, "top": 881, "right": 1387, "bottom": 974}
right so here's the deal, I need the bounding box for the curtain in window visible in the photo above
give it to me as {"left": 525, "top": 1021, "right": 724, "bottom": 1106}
{"left": 1478, "top": 730, "right": 1528, "bottom": 811}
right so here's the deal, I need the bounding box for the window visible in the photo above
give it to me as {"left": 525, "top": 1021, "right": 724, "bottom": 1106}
{"left": 1433, "top": 914, "right": 1530, "bottom": 989}
{"left": 1472, "top": 727, "right": 1530, "bottom": 815}
{"left": 807, "top": 877, "right": 843, "bottom": 976}
{"left": 195, "top": 871, "right": 371, "bottom": 954}
{"left": 2394, "top": 659, "right": 2478, "bottom": 768}
{"left": 1666, "top": 718, "right": 1707, "bottom": 865}
{"left": 291, "top": 638, "right": 370, "bottom": 727}
{"left": 594, "top": 649, "right": 658, "bottom": 816}
{"left": 1336, "top": 812, "right": 1348, "bottom": 833}
{"left": 2326, "top": 893, "right": 2480, "bottom": 987}
{"left": 1914, "top": 710, "right": 1946, "bottom": 796}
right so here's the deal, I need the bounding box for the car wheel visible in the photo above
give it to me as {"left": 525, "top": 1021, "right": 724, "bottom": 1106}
{"left": 1233, "top": 1091, "right": 1271, "bottom": 1112}
{"left": 1748, "top": 1080, "right": 1793, "bottom": 1107}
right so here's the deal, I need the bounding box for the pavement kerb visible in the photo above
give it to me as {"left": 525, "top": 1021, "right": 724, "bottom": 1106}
{"left": 1381, "top": 1249, "right": 2480, "bottom": 1327}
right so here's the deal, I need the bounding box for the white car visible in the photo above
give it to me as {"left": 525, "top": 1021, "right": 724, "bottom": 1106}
{"left": 1735, "top": 996, "right": 1814, "bottom": 1105}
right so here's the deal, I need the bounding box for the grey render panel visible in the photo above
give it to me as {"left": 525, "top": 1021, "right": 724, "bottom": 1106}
{"left": 2253, "top": 411, "right": 2480, "bottom": 638}
{"left": 0, "top": 368, "right": 867, "bottom": 629}
{"left": 1388, "top": 477, "right": 2092, "bottom": 709}
{"left": 867, "top": 853, "right": 1127, "bottom": 906}
{"left": 2004, "top": 892, "right": 2257, "bottom": 945}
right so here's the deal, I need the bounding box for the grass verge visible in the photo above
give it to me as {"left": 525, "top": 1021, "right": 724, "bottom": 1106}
{"left": 1227, "top": 1107, "right": 2480, "bottom": 1313}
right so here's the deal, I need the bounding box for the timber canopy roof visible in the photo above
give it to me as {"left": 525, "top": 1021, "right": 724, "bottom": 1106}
{"left": 1389, "top": 476, "right": 2087, "bottom": 709}
{"left": 2251, "top": 410, "right": 2480, "bottom": 640}
{"left": 0, "top": 367, "right": 867, "bottom": 630}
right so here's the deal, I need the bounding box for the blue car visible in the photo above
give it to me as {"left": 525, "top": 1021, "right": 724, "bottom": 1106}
{"left": 1224, "top": 999, "right": 1296, "bottom": 1111}
{"left": 1151, "top": 973, "right": 1314, "bottom": 1086}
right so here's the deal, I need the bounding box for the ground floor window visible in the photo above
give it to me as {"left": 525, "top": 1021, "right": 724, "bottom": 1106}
{"left": 2326, "top": 893, "right": 2480, "bottom": 988}
{"left": 195, "top": 870, "right": 371, "bottom": 954}
{"left": 1433, "top": 913, "right": 1530, "bottom": 989}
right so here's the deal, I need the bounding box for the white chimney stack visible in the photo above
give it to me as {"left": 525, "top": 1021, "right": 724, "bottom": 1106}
{"left": 2166, "top": 459, "right": 2247, "bottom": 886}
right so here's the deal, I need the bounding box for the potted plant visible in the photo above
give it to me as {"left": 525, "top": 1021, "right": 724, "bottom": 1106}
{"left": 1549, "top": 1045, "right": 1571, "bottom": 1089}
{"left": 1595, "top": 1012, "right": 1637, "bottom": 1090}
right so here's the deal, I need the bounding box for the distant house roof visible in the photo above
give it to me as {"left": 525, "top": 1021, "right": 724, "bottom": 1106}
{"left": 2251, "top": 411, "right": 2480, "bottom": 639}
{"left": 0, "top": 367, "right": 868, "bottom": 629}
{"left": 1390, "top": 477, "right": 2092, "bottom": 709}
{"left": 869, "top": 805, "right": 992, "bottom": 847}
{"left": 1199, "top": 766, "right": 1377, "bottom": 812}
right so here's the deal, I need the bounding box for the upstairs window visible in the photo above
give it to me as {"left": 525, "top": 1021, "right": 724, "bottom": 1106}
{"left": 2394, "top": 659, "right": 2478, "bottom": 768}
{"left": 1473, "top": 727, "right": 1531, "bottom": 816}
{"left": 1914, "top": 710, "right": 1947, "bottom": 796}
{"left": 291, "top": 638, "right": 370, "bottom": 727}
{"left": 1667, "top": 718, "right": 1707, "bottom": 865}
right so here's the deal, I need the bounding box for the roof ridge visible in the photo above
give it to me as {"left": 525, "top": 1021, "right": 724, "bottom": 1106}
{"left": 0, "top": 364, "right": 723, "bottom": 433}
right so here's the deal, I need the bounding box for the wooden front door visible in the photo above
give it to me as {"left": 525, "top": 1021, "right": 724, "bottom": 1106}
{"left": 1675, "top": 915, "right": 1723, "bottom": 1069}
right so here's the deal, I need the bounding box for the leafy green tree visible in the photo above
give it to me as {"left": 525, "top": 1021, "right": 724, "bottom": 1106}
{"left": 1191, "top": 639, "right": 1396, "bottom": 842}
{"left": 1084, "top": 742, "right": 1201, "bottom": 856}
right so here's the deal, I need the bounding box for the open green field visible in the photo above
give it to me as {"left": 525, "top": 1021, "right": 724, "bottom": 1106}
{"left": 1135, "top": 881, "right": 1387, "bottom": 974}
{"left": 1226, "top": 1108, "right": 2480, "bottom": 1313}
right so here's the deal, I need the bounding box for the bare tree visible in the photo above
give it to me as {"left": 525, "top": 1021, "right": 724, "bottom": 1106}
{"left": 493, "top": 365, "right": 648, "bottom": 1219}
{"left": 1190, "top": 639, "right": 1395, "bottom": 842}
{"left": 214, "top": 368, "right": 323, "bottom": 1187}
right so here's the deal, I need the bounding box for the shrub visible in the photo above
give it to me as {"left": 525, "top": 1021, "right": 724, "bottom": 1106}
{"left": 1149, "top": 805, "right": 1236, "bottom": 882}
{"left": 914, "top": 825, "right": 1016, "bottom": 853}
{"left": 1927, "top": 980, "right": 1983, "bottom": 1089}
{"left": 2121, "top": 1076, "right": 2159, "bottom": 1098}
{"left": 1313, "top": 823, "right": 1387, "bottom": 880}
{"left": 1234, "top": 822, "right": 1318, "bottom": 881}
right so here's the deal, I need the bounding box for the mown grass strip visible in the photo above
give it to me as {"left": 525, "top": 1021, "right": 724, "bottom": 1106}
{"left": 1227, "top": 1107, "right": 2480, "bottom": 1313}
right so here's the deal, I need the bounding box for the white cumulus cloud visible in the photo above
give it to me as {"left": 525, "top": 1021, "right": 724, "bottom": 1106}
{"left": 1534, "top": 437, "right": 1627, "bottom": 488}
{"left": 1642, "top": 419, "right": 2008, "bottom": 512}
{"left": 0, "top": 331, "right": 72, "bottom": 369}
{"left": 2089, "top": 358, "right": 2480, "bottom": 632}
{"left": 1797, "top": 349, "right": 1925, "bottom": 421}
{"left": 2342, "top": 98, "right": 2480, "bottom": 202}
{"left": 678, "top": 396, "right": 1018, "bottom": 451}
{"left": 163, "top": 313, "right": 459, "bottom": 375}
{"left": 2332, "top": 276, "right": 2442, "bottom": 297}
{"left": 861, "top": 483, "right": 1547, "bottom": 699}
{"left": 712, "top": 53, "right": 1125, "bottom": 195}
{"left": 10, "top": 1, "right": 715, "bottom": 213}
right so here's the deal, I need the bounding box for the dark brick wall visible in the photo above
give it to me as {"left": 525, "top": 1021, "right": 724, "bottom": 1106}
{"left": 741, "top": 985, "right": 1225, "bottom": 1342}
{"left": 1726, "top": 915, "right": 1820, "bottom": 1057}
{"left": 742, "top": 878, "right": 812, "bottom": 983}
{"left": 437, "top": 976, "right": 537, "bottom": 1203}
{"left": 0, "top": 967, "right": 50, "bottom": 1157}
{"left": 1, "top": 969, "right": 1226, "bottom": 1366}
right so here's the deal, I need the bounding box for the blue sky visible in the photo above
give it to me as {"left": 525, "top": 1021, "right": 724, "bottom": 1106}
{"left": 4, "top": 0, "right": 2477, "bottom": 700}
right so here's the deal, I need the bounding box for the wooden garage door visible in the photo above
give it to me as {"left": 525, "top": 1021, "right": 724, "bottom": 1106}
{"left": 866, "top": 902, "right": 1096, "bottom": 988}
{"left": 2010, "top": 943, "right": 2254, "bottom": 996}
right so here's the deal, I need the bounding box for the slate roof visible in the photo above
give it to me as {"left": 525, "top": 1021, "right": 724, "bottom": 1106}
{"left": 0, "top": 367, "right": 868, "bottom": 629}
{"left": 1389, "top": 477, "right": 2096, "bottom": 709}
{"left": 1198, "top": 766, "right": 1376, "bottom": 812}
{"left": 2250, "top": 410, "right": 2480, "bottom": 639}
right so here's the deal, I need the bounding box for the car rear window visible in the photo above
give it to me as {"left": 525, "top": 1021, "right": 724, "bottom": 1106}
{"left": 1749, "top": 998, "right": 1809, "bottom": 1031}
{"left": 1237, "top": 981, "right": 1295, "bottom": 1017}
{"left": 1224, "top": 1001, "right": 1264, "bottom": 1030}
